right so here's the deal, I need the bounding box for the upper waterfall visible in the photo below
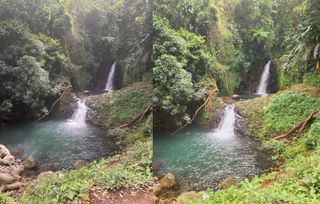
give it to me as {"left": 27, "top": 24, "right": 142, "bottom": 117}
{"left": 104, "top": 62, "right": 116, "bottom": 92}
{"left": 256, "top": 61, "right": 271, "bottom": 95}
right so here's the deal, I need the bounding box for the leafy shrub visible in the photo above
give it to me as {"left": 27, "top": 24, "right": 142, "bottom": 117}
{"left": 263, "top": 93, "right": 320, "bottom": 135}
{"left": 189, "top": 151, "right": 320, "bottom": 204}
{"left": 302, "top": 119, "right": 320, "bottom": 149}
{"left": 283, "top": 144, "right": 307, "bottom": 159}
{"left": 108, "top": 85, "right": 152, "bottom": 127}
{"left": 262, "top": 140, "right": 288, "bottom": 154}
{"left": 303, "top": 71, "right": 320, "bottom": 86}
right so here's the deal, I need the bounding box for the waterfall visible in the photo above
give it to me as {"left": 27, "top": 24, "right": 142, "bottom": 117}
{"left": 256, "top": 61, "right": 271, "bottom": 95}
{"left": 104, "top": 62, "right": 116, "bottom": 92}
{"left": 212, "top": 104, "right": 237, "bottom": 138}
{"left": 71, "top": 99, "right": 87, "bottom": 123}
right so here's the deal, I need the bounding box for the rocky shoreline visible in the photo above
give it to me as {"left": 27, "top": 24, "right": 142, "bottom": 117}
{"left": 0, "top": 144, "right": 68, "bottom": 194}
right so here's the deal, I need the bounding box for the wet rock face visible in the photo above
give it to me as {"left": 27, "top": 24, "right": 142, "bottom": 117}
{"left": 268, "top": 62, "right": 279, "bottom": 94}
{"left": 160, "top": 173, "right": 176, "bottom": 188}
{"left": 154, "top": 173, "right": 179, "bottom": 204}
{"left": 22, "top": 156, "right": 37, "bottom": 169}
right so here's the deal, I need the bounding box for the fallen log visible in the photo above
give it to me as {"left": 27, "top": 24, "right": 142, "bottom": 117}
{"left": 116, "top": 105, "right": 152, "bottom": 129}
{"left": 271, "top": 112, "right": 317, "bottom": 141}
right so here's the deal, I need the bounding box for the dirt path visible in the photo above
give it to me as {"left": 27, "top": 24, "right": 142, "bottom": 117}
{"left": 89, "top": 187, "right": 152, "bottom": 204}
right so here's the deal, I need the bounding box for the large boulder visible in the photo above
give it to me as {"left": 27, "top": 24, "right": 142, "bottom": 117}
{"left": 3, "top": 154, "right": 15, "bottom": 165}
{"left": 0, "top": 159, "right": 9, "bottom": 166}
{"left": 153, "top": 183, "right": 162, "bottom": 196}
{"left": 159, "top": 173, "right": 176, "bottom": 189}
{"left": 0, "top": 145, "right": 10, "bottom": 158}
{"left": 0, "top": 173, "right": 14, "bottom": 185}
{"left": 232, "top": 94, "right": 241, "bottom": 100}
{"left": 73, "top": 160, "right": 88, "bottom": 170}
{"left": 37, "top": 171, "right": 56, "bottom": 181}
{"left": 218, "top": 177, "right": 237, "bottom": 189}
{"left": 22, "top": 156, "right": 36, "bottom": 169}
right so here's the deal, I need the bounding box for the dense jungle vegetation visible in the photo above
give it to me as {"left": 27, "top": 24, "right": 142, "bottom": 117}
{"left": 0, "top": 0, "right": 152, "bottom": 123}
{"left": 153, "top": 0, "right": 320, "bottom": 203}
{"left": 0, "top": 0, "right": 153, "bottom": 203}
{"left": 153, "top": 0, "right": 320, "bottom": 130}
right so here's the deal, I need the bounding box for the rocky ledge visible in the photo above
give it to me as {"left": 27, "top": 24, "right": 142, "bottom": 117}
{"left": 0, "top": 144, "right": 39, "bottom": 192}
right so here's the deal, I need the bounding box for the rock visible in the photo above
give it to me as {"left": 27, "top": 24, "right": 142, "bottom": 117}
{"left": 12, "top": 165, "right": 24, "bottom": 176}
{"left": 218, "top": 177, "right": 237, "bottom": 189}
{"left": 37, "top": 171, "right": 56, "bottom": 181}
{"left": 0, "top": 173, "right": 14, "bottom": 184}
{"left": 6, "top": 182, "right": 23, "bottom": 190}
{"left": 153, "top": 183, "right": 162, "bottom": 196}
{"left": 3, "top": 154, "right": 15, "bottom": 165}
{"left": 73, "top": 160, "right": 88, "bottom": 170}
{"left": 0, "top": 159, "right": 9, "bottom": 166}
{"left": 202, "top": 193, "right": 209, "bottom": 200}
{"left": 232, "top": 94, "right": 241, "bottom": 100}
{"left": 22, "top": 156, "right": 36, "bottom": 169}
{"left": 56, "top": 171, "right": 64, "bottom": 179}
{"left": 10, "top": 147, "right": 24, "bottom": 158}
{"left": 0, "top": 145, "right": 10, "bottom": 158}
{"left": 153, "top": 195, "right": 160, "bottom": 204}
{"left": 12, "top": 174, "right": 21, "bottom": 180}
{"left": 159, "top": 173, "right": 176, "bottom": 189}
{"left": 176, "top": 191, "right": 199, "bottom": 204}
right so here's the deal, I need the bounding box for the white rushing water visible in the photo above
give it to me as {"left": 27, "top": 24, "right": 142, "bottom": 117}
{"left": 71, "top": 99, "right": 88, "bottom": 123}
{"left": 212, "top": 104, "right": 237, "bottom": 139}
{"left": 256, "top": 61, "right": 271, "bottom": 95}
{"left": 104, "top": 62, "right": 116, "bottom": 92}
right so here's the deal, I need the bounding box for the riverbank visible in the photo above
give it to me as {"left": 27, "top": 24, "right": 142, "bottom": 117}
{"left": 176, "top": 84, "right": 320, "bottom": 203}
{"left": 0, "top": 82, "right": 153, "bottom": 203}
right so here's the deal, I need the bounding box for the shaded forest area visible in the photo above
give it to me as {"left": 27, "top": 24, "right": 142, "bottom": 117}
{"left": 0, "top": 0, "right": 152, "bottom": 122}
{"left": 153, "top": 0, "right": 320, "bottom": 131}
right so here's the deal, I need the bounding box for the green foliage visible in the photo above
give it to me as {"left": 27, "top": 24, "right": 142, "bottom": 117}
{"left": 153, "top": 17, "right": 212, "bottom": 125}
{"left": 283, "top": 144, "right": 307, "bottom": 159}
{"left": 19, "top": 137, "right": 152, "bottom": 204}
{"left": 303, "top": 71, "right": 320, "bottom": 86}
{"left": 0, "top": 193, "right": 8, "bottom": 204}
{"left": 153, "top": 54, "right": 200, "bottom": 125}
{"left": 279, "top": 0, "right": 320, "bottom": 85}
{"left": 0, "top": 20, "right": 62, "bottom": 118}
{"left": 109, "top": 85, "right": 152, "bottom": 127}
{"left": 188, "top": 151, "right": 320, "bottom": 204}
{"left": 233, "top": 0, "right": 275, "bottom": 80}
{"left": 303, "top": 119, "right": 320, "bottom": 149}
{"left": 263, "top": 93, "right": 320, "bottom": 135}
{"left": 0, "top": 0, "right": 72, "bottom": 41}
{"left": 154, "top": 0, "right": 218, "bottom": 36}
{"left": 262, "top": 140, "right": 288, "bottom": 154}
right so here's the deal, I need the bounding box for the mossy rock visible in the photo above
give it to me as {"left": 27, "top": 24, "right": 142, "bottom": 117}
{"left": 235, "top": 95, "right": 272, "bottom": 137}
{"left": 195, "top": 97, "right": 225, "bottom": 128}
{"left": 86, "top": 82, "right": 152, "bottom": 129}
